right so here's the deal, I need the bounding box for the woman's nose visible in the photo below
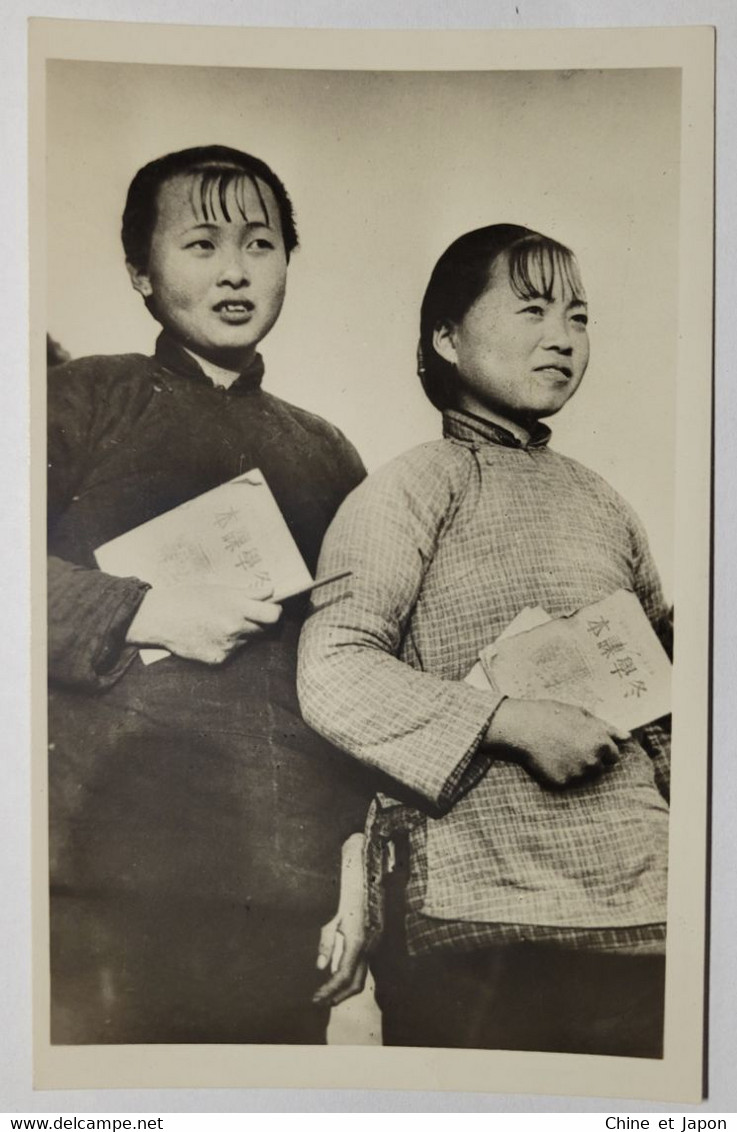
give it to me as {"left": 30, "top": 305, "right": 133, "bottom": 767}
{"left": 217, "top": 250, "right": 250, "bottom": 287}
{"left": 541, "top": 312, "right": 573, "bottom": 353}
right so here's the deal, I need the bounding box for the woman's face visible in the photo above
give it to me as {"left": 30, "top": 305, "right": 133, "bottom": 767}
{"left": 434, "top": 254, "right": 590, "bottom": 427}
{"left": 128, "top": 172, "right": 288, "bottom": 369}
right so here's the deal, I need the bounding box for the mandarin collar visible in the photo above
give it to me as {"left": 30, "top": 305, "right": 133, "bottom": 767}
{"left": 153, "top": 332, "right": 265, "bottom": 395}
{"left": 443, "top": 407, "right": 551, "bottom": 451}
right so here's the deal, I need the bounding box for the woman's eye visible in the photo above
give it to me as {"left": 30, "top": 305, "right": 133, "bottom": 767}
{"left": 571, "top": 313, "right": 589, "bottom": 326}
{"left": 185, "top": 239, "right": 215, "bottom": 251}
{"left": 249, "top": 237, "right": 275, "bottom": 251}
{"left": 521, "top": 305, "right": 545, "bottom": 317}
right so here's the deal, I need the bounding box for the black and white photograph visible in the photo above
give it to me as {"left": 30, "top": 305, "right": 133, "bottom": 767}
{"left": 28, "top": 19, "right": 714, "bottom": 1104}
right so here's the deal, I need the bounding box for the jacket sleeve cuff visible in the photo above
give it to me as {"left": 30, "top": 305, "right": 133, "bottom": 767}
{"left": 436, "top": 694, "right": 506, "bottom": 812}
{"left": 48, "top": 557, "right": 150, "bottom": 690}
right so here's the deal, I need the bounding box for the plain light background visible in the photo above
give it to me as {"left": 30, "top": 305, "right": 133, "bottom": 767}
{"left": 3, "top": 0, "right": 734, "bottom": 1116}
{"left": 47, "top": 61, "right": 679, "bottom": 596}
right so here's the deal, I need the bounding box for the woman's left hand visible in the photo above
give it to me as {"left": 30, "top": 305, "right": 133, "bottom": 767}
{"left": 312, "top": 833, "right": 368, "bottom": 1007}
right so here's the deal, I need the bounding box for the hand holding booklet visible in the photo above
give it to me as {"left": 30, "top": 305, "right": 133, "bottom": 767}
{"left": 94, "top": 469, "right": 348, "bottom": 664}
{"left": 466, "top": 589, "right": 671, "bottom": 731}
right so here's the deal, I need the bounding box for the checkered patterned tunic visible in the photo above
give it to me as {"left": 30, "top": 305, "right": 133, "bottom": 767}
{"left": 298, "top": 410, "right": 670, "bottom": 956}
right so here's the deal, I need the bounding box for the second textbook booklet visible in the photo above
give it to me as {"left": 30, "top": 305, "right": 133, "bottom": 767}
{"left": 466, "top": 589, "right": 671, "bottom": 731}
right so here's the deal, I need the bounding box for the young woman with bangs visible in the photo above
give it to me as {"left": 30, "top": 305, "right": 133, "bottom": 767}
{"left": 299, "top": 224, "right": 672, "bottom": 1057}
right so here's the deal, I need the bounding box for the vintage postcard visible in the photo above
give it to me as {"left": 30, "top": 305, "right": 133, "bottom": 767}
{"left": 29, "top": 19, "right": 714, "bottom": 1103}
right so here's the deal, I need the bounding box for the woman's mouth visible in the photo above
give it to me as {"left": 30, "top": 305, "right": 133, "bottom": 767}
{"left": 534, "top": 364, "right": 573, "bottom": 379}
{"left": 213, "top": 299, "right": 255, "bottom": 322}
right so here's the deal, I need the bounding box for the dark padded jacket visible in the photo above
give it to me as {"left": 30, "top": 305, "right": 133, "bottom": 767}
{"left": 48, "top": 333, "right": 375, "bottom": 922}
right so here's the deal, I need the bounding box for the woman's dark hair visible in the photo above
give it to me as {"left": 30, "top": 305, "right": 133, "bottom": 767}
{"left": 418, "top": 223, "right": 585, "bottom": 412}
{"left": 121, "top": 145, "right": 299, "bottom": 272}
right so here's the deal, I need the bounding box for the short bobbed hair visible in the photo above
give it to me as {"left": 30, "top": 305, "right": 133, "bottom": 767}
{"left": 121, "top": 145, "right": 299, "bottom": 273}
{"left": 418, "top": 223, "right": 585, "bottom": 412}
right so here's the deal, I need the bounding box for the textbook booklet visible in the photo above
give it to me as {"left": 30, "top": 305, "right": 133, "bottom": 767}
{"left": 94, "top": 469, "right": 314, "bottom": 664}
{"left": 465, "top": 589, "right": 671, "bottom": 731}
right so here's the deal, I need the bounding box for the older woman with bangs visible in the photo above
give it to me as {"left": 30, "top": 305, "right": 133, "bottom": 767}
{"left": 298, "top": 223, "right": 672, "bottom": 1057}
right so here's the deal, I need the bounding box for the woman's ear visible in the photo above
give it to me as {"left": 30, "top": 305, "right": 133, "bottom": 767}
{"left": 126, "top": 260, "right": 153, "bottom": 299}
{"left": 432, "top": 322, "right": 457, "bottom": 367}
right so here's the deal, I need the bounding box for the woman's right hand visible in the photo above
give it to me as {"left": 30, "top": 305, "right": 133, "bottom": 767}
{"left": 125, "top": 581, "right": 282, "bottom": 664}
{"left": 312, "top": 833, "right": 368, "bottom": 1008}
{"left": 485, "top": 697, "right": 630, "bottom": 788}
